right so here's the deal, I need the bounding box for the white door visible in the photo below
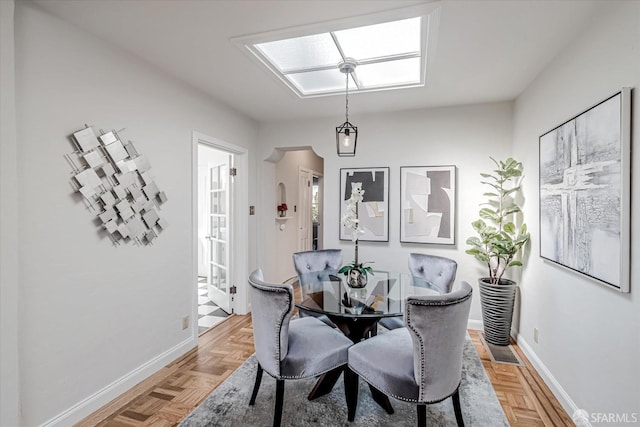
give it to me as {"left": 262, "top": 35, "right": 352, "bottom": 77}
{"left": 201, "top": 148, "right": 234, "bottom": 313}
{"left": 298, "top": 169, "right": 313, "bottom": 252}
{"left": 195, "top": 132, "right": 249, "bottom": 318}
{"left": 312, "top": 175, "right": 322, "bottom": 250}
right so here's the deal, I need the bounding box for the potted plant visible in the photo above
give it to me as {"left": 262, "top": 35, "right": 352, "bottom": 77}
{"left": 339, "top": 183, "right": 373, "bottom": 288}
{"left": 466, "top": 157, "right": 530, "bottom": 345}
{"left": 339, "top": 260, "right": 373, "bottom": 289}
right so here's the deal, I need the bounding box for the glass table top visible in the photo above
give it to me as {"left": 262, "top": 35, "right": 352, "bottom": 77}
{"left": 285, "top": 270, "right": 440, "bottom": 319}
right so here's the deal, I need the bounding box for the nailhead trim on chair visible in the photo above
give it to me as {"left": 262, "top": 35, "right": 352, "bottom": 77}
{"left": 348, "top": 363, "right": 463, "bottom": 404}
{"left": 248, "top": 276, "right": 293, "bottom": 378}
{"left": 406, "top": 290, "right": 472, "bottom": 403}
{"left": 279, "top": 362, "right": 347, "bottom": 380}
{"left": 249, "top": 275, "right": 349, "bottom": 380}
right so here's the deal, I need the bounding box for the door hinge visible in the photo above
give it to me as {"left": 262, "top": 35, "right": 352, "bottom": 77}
{"left": 229, "top": 167, "right": 237, "bottom": 177}
{"left": 230, "top": 285, "right": 237, "bottom": 294}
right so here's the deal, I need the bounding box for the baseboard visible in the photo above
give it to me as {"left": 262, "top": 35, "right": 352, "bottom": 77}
{"left": 515, "top": 334, "right": 586, "bottom": 425}
{"left": 469, "top": 323, "right": 582, "bottom": 424}
{"left": 467, "top": 318, "right": 483, "bottom": 330}
{"left": 41, "top": 336, "right": 197, "bottom": 427}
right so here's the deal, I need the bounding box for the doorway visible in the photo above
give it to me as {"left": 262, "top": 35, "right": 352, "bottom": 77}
{"left": 269, "top": 147, "right": 323, "bottom": 282}
{"left": 197, "top": 144, "right": 232, "bottom": 332}
{"left": 312, "top": 175, "right": 321, "bottom": 250}
{"left": 298, "top": 167, "right": 323, "bottom": 252}
{"left": 193, "top": 132, "right": 249, "bottom": 335}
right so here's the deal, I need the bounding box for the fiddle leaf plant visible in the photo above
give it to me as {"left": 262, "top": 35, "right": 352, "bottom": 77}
{"left": 466, "top": 157, "right": 530, "bottom": 285}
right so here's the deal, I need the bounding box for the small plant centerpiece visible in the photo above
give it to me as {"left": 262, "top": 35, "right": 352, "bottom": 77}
{"left": 466, "top": 157, "right": 530, "bottom": 345}
{"left": 339, "top": 183, "right": 373, "bottom": 288}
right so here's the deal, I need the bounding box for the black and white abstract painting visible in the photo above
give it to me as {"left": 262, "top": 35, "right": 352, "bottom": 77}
{"left": 539, "top": 89, "right": 631, "bottom": 292}
{"left": 340, "top": 167, "right": 389, "bottom": 242}
{"left": 400, "top": 166, "right": 456, "bottom": 244}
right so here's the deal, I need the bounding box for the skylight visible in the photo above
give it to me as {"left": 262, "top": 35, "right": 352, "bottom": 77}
{"left": 242, "top": 15, "right": 430, "bottom": 98}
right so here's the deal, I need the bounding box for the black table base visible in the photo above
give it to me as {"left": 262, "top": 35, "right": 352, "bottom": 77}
{"left": 306, "top": 315, "right": 394, "bottom": 414}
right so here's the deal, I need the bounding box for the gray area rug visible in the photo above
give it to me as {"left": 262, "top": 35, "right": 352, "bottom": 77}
{"left": 179, "top": 337, "right": 508, "bottom": 426}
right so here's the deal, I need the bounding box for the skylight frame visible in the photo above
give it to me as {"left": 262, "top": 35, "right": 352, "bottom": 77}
{"left": 233, "top": 5, "right": 440, "bottom": 98}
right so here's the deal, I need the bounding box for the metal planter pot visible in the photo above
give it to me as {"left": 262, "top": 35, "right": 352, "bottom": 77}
{"left": 479, "top": 278, "right": 517, "bottom": 346}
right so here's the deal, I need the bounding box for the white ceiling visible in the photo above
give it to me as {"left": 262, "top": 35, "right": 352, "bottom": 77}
{"left": 32, "top": 0, "right": 604, "bottom": 124}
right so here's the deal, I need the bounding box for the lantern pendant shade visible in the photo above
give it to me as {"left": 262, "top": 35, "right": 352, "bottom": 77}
{"left": 336, "top": 121, "right": 357, "bottom": 157}
{"left": 335, "top": 59, "right": 358, "bottom": 156}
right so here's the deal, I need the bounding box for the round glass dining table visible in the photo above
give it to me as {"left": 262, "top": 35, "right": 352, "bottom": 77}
{"left": 284, "top": 270, "right": 441, "bottom": 411}
{"left": 286, "top": 270, "right": 441, "bottom": 343}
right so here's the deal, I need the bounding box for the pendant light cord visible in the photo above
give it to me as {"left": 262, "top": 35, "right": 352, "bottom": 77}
{"left": 345, "top": 71, "right": 349, "bottom": 123}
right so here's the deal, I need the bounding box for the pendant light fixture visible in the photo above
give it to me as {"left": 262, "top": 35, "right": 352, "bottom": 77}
{"left": 336, "top": 59, "right": 357, "bottom": 157}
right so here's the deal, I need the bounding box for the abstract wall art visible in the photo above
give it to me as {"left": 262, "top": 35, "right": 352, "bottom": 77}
{"left": 400, "top": 165, "right": 456, "bottom": 244}
{"left": 65, "top": 125, "right": 168, "bottom": 246}
{"left": 340, "top": 167, "right": 389, "bottom": 242}
{"left": 539, "top": 88, "right": 631, "bottom": 292}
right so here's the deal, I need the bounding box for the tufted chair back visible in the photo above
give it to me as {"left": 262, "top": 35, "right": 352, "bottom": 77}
{"left": 292, "top": 249, "right": 342, "bottom": 290}
{"left": 247, "top": 269, "right": 355, "bottom": 426}
{"left": 404, "top": 281, "right": 472, "bottom": 403}
{"left": 248, "top": 269, "right": 294, "bottom": 378}
{"left": 408, "top": 253, "right": 457, "bottom": 294}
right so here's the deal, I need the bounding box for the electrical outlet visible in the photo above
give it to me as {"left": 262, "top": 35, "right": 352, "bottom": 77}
{"left": 533, "top": 327, "right": 539, "bottom": 343}
{"left": 182, "top": 315, "right": 189, "bottom": 330}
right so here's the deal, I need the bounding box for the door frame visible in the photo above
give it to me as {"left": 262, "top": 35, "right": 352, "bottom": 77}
{"left": 298, "top": 166, "right": 323, "bottom": 252}
{"left": 312, "top": 172, "right": 324, "bottom": 250}
{"left": 297, "top": 168, "right": 312, "bottom": 252}
{"left": 192, "top": 131, "right": 249, "bottom": 332}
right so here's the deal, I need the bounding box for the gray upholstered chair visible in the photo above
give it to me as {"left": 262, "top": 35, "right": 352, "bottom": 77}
{"left": 379, "top": 253, "right": 458, "bottom": 331}
{"left": 248, "top": 269, "right": 354, "bottom": 427}
{"left": 292, "top": 249, "right": 342, "bottom": 276}
{"left": 347, "top": 281, "right": 473, "bottom": 426}
{"left": 292, "top": 249, "right": 342, "bottom": 326}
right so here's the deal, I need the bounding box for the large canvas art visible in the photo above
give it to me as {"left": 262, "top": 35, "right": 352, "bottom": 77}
{"left": 539, "top": 88, "right": 631, "bottom": 292}
{"left": 400, "top": 166, "right": 456, "bottom": 244}
{"left": 340, "top": 167, "right": 389, "bottom": 242}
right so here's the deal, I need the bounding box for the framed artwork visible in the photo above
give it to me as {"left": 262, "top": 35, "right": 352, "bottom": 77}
{"left": 340, "top": 167, "right": 389, "bottom": 242}
{"left": 539, "top": 88, "right": 631, "bottom": 292}
{"left": 400, "top": 166, "right": 456, "bottom": 244}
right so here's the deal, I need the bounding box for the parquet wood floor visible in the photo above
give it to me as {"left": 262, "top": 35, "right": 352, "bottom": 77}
{"left": 77, "top": 316, "right": 573, "bottom": 427}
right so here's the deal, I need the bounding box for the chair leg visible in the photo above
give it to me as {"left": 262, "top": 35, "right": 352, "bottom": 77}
{"left": 369, "top": 385, "right": 394, "bottom": 414}
{"left": 452, "top": 388, "right": 465, "bottom": 427}
{"left": 417, "top": 404, "right": 426, "bottom": 427}
{"left": 344, "top": 367, "right": 359, "bottom": 422}
{"left": 249, "top": 362, "right": 263, "bottom": 406}
{"left": 273, "top": 379, "right": 285, "bottom": 427}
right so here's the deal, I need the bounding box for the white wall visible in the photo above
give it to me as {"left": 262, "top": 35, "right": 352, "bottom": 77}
{"left": 259, "top": 102, "right": 514, "bottom": 322}
{"left": 13, "top": 3, "right": 257, "bottom": 425}
{"left": 1, "top": 1, "right": 20, "bottom": 425}
{"left": 513, "top": 1, "right": 640, "bottom": 417}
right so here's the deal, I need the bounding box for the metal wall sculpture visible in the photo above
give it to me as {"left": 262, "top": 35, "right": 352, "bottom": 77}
{"left": 66, "top": 125, "right": 168, "bottom": 245}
